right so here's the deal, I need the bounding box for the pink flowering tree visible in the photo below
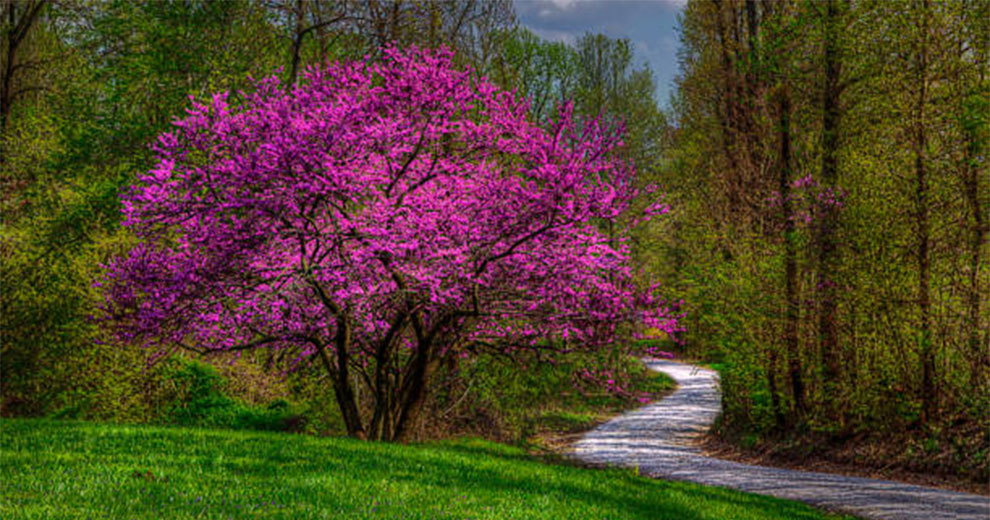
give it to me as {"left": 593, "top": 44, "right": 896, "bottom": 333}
{"left": 99, "top": 47, "right": 677, "bottom": 441}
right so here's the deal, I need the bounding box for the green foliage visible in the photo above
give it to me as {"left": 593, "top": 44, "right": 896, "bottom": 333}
{"left": 422, "top": 352, "right": 673, "bottom": 442}
{"left": 718, "top": 356, "right": 777, "bottom": 436}
{"left": 2, "top": 0, "right": 290, "bottom": 424}
{"left": 0, "top": 224, "right": 148, "bottom": 421}
{"left": 490, "top": 27, "right": 667, "bottom": 177}
{"left": 157, "top": 359, "right": 304, "bottom": 432}
{"left": 0, "top": 419, "right": 854, "bottom": 520}
{"left": 285, "top": 369, "right": 348, "bottom": 435}
{"left": 491, "top": 27, "right": 578, "bottom": 121}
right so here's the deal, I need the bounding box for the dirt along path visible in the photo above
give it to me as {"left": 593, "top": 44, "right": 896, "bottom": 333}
{"left": 571, "top": 359, "right": 990, "bottom": 520}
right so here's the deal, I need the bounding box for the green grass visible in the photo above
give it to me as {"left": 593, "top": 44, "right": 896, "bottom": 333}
{"left": 543, "top": 362, "right": 678, "bottom": 420}
{"left": 524, "top": 369, "right": 677, "bottom": 439}
{"left": 1, "top": 419, "right": 854, "bottom": 520}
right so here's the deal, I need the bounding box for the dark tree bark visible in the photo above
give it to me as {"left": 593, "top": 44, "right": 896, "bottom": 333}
{"left": 392, "top": 342, "right": 439, "bottom": 443}
{"left": 913, "top": 0, "right": 935, "bottom": 425}
{"left": 332, "top": 320, "right": 368, "bottom": 439}
{"left": 287, "top": 0, "right": 308, "bottom": 86}
{"left": 958, "top": 15, "right": 988, "bottom": 393}
{"left": 777, "top": 85, "right": 804, "bottom": 420}
{"left": 962, "top": 140, "right": 987, "bottom": 390}
{"left": 713, "top": 0, "right": 740, "bottom": 219}
{"left": 817, "top": 0, "right": 843, "bottom": 422}
{"left": 310, "top": 280, "right": 367, "bottom": 439}
{"left": 746, "top": 0, "right": 758, "bottom": 76}
{"left": 1, "top": 0, "right": 46, "bottom": 135}
{"left": 742, "top": 0, "right": 764, "bottom": 219}
{"left": 285, "top": 0, "right": 350, "bottom": 86}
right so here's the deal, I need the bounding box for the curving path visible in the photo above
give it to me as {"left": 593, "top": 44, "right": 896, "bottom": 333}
{"left": 572, "top": 359, "right": 990, "bottom": 520}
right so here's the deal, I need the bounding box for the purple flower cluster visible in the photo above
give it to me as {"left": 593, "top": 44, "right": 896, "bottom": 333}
{"left": 767, "top": 174, "right": 846, "bottom": 225}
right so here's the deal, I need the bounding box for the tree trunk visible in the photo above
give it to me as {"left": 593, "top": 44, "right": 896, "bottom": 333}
{"left": 743, "top": 0, "right": 763, "bottom": 218}
{"left": 287, "top": 0, "right": 307, "bottom": 86}
{"left": 960, "top": 29, "right": 987, "bottom": 393}
{"left": 914, "top": 0, "right": 935, "bottom": 425}
{"left": 1, "top": 1, "right": 15, "bottom": 135}
{"left": 713, "top": 0, "right": 740, "bottom": 220}
{"left": 322, "top": 318, "right": 367, "bottom": 439}
{"left": 1, "top": 0, "right": 46, "bottom": 136}
{"left": 746, "top": 0, "right": 758, "bottom": 78}
{"left": 817, "top": 0, "right": 843, "bottom": 423}
{"left": 963, "top": 149, "right": 986, "bottom": 390}
{"left": 392, "top": 340, "right": 439, "bottom": 443}
{"left": 778, "top": 85, "right": 804, "bottom": 420}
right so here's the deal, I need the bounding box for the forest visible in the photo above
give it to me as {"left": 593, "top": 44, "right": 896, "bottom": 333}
{"left": 1, "top": 0, "right": 987, "bottom": 499}
{"left": 660, "top": 0, "right": 988, "bottom": 482}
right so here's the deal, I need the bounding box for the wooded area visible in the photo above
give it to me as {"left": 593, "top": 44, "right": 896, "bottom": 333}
{"left": 648, "top": 0, "right": 988, "bottom": 478}
{"left": 1, "top": 0, "right": 986, "bottom": 481}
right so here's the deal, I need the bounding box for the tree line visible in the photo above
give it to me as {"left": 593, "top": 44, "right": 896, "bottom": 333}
{"left": 651, "top": 0, "right": 986, "bottom": 476}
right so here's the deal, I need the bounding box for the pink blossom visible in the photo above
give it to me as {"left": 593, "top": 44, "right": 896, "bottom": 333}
{"left": 98, "top": 47, "right": 677, "bottom": 439}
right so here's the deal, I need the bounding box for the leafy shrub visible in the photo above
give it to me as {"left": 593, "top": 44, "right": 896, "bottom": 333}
{"left": 717, "top": 347, "right": 777, "bottom": 436}
{"left": 422, "top": 351, "right": 673, "bottom": 442}
{"left": 158, "top": 359, "right": 305, "bottom": 432}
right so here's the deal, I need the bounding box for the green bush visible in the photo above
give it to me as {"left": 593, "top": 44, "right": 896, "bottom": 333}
{"left": 423, "top": 351, "right": 673, "bottom": 442}
{"left": 159, "top": 359, "right": 305, "bottom": 432}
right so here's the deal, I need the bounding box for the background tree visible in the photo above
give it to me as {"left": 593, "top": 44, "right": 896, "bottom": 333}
{"left": 488, "top": 27, "right": 578, "bottom": 122}
{"left": 1, "top": 0, "right": 285, "bottom": 418}
{"left": 1, "top": 0, "right": 48, "bottom": 134}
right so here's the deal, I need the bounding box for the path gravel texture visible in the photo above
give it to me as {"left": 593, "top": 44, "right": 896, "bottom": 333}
{"left": 572, "top": 359, "right": 990, "bottom": 520}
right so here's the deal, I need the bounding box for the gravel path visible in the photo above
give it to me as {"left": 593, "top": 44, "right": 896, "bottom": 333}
{"left": 572, "top": 359, "right": 990, "bottom": 520}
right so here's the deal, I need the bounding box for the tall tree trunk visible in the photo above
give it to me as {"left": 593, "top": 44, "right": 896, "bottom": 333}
{"left": 743, "top": 0, "right": 763, "bottom": 218}
{"left": 817, "top": 0, "right": 843, "bottom": 423}
{"left": 287, "top": 0, "right": 307, "bottom": 86}
{"left": 1, "top": 0, "right": 46, "bottom": 136}
{"left": 962, "top": 142, "right": 986, "bottom": 390}
{"left": 778, "top": 85, "right": 804, "bottom": 420}
{"left": 322, "top": 318, "right": 367, "bottom": 439}
{"left": 768, "top": 341, "right": 782, "bottom": 427}
{"left": 1, "top": 0, "right": 14, "bottom": 135}
{"left": 914, "top": 0, "right": 935, "bottom": 425}
{"left": 960, "top": 29, "right": 987, "bottom": 393}
{"left": 392, "top": 341, "right": 439, "bottom": 442}
{"left": 746, "top": 0, "right": 758, "bottom": 78}
{"left": 713, "top": 0, "right": 740, "bottom": 220}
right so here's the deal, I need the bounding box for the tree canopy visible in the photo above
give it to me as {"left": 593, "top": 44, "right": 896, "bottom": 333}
{"left": 99, "top": 47, "right": 676, "bottom": 441}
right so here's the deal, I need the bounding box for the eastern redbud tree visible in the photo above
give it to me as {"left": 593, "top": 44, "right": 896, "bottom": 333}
{"left": 99, "top": 47, "right": 676, "bottom": 441}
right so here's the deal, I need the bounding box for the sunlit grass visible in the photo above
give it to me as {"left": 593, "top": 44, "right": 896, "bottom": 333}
{"left": 1, "top": 419, "right": 855, "bottom": 519}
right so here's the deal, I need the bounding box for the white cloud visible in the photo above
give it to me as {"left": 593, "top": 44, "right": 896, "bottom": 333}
{"left": 529, "top": 27, "right": 579, "bottom": 46}
{"left": 514, "top": 0, "right": 685, "bottom": 106}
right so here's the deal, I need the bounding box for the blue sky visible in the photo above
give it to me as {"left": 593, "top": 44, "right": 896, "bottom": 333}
{"left": 513, "top": 0, "right": 686, "bottom": 107}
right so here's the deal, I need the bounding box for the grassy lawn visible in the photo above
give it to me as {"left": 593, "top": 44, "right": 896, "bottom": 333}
{"left": 0, "top": 419, "right": 854, "bottom": 519}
